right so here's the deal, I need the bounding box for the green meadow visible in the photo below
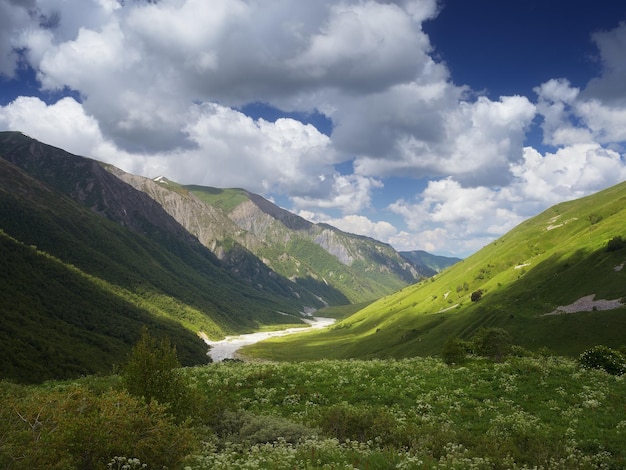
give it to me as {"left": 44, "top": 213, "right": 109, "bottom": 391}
{"left": 2, "top": 354, "right": 625, "bottom": 469}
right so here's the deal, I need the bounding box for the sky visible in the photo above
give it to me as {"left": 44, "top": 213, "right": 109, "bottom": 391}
{"left": 1, "top": 0, "right": 626, "bottom": 258}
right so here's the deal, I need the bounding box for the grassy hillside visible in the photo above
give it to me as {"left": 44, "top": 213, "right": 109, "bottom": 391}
{"left": 0, "top": 136, "right": 309, "bottom": 383}
{"left": 245, "top": 181, "right": 626, "bottom": 360}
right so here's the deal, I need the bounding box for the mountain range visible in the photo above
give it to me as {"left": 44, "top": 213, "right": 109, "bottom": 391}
{"left": 244, "top": 180, "right": 626, "bottom": 361}
{"left": 0, "top": 131, "right": 457, "bottom": 383}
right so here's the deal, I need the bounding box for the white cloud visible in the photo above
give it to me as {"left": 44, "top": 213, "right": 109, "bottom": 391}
{"left": 350, "top": 92, "right": 536, "bottom": 186}
{"left": 291, "top": 173, "right": 383, "bottom": 214}
{"left": 0, "top": 96, "right": 103, "bottom": 156}
{"left": 584, "top": 21, "right": 626, "bottom": 106}
{"left": 387, "top": 141, "right": 626, "bottom": 257}
{"left": 307, "top": 214, "right": 399, "bottom": 242}
{"left": 512, "top": 144, "right": 626, "bottom": 203}
{"left": 2, "top": 1, "right": 626, "bottom": 258}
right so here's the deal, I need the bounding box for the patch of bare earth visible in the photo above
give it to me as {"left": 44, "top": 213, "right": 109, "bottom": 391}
{"left": 544, "top": 294, "right": 624, "bottom": 316}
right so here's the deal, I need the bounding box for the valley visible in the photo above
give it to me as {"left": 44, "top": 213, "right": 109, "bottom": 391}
{"left": 1, "top": 132, "right": 625, "bottom": 468}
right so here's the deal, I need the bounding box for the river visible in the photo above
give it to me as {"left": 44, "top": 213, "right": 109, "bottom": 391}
{"left": 202, "top": 316, "right": 336, "bottom": 362}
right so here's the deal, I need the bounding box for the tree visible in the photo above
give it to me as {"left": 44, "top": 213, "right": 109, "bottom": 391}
{"left": 471, "top": 327, "right": 512, "bottom": 362}
{"left": 121, "top": 326, "right": 196, "bottom": 421}
{"left": 470, "top": 290, "right": 483, "bottom": 302}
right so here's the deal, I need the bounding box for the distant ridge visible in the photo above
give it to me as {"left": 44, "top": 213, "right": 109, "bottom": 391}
{"left": 400, "top": 250, "right": 462, "bottom": 276}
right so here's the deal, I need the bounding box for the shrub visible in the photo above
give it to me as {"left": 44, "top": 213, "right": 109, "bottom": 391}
{"left": 0, "top": 386, "right": 194, "bottom": 469}
{"left": 470, "top": 290, "right": 483, "bottom": 302}
{"left": 212, "top": 410, "right": 318, "bottom": 445}
{"left": 578, "top": 345, "right": 626, "bottom": 375}
{"left": 442, "top": 337, "right": 471, "bottom": 365}
{"left": 121, "top": 327, "right": 198, "bottom": 421}
{"left": 315, "top": 403, "right": 400, "bottom": 445}
{"left": 607, "top": 235, "right": 626, "bottom": 252}
{"left": 471, "top": 327, "right": 512, "bottom": 362}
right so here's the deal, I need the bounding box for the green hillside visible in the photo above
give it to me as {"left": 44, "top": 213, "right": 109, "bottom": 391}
{"left": 244, "top": 181, "right": 626, "bottom": 360}
{"left": 0, "top": 135, "right": 308, "bottom": 383}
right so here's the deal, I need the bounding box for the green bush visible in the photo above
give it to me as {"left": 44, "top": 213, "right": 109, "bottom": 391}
{"left": 0, "top": 385, "right": 195, "bottom": 469}
{"left": 470, "top": 289, "right": 483, "bottom": 302}
{"left": 121, "top": 327, "right": 198, "bottom": 421}
{"left": 212, "top": 410, "right": 318, "bottom": 445}
{"left": 471, "top": 327, "right": 512, "bottom": 362}
{"left": 607, "top": 235, "right": 626, "bottom": 251}
{"left": 441, "top": 337, "right": 471, "bottom": 365}
{"left": 315, "top": 403, "right": 402, "bottom": 445}
{"left": 578, "top": 345, "right": 626, "bottom": 375}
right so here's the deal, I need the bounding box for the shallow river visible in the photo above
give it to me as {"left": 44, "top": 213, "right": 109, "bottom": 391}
{"left": 203, "top": 317, "right": 335, "bottom": 362}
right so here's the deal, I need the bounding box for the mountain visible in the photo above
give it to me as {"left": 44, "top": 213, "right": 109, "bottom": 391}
{"left": 245, "top": 180, "right": 626, "bottom": 360}
{"left": 0, "top": 131, "right": 314, "bottom": 382}
{"left": 0, "top": 131, "right": 434, "bottom": 382}
{"left": 112, "top": 172, "right": 429, "bottom": 304}
{"left": 399, "top": 250, "right": 462, "bottom": 276}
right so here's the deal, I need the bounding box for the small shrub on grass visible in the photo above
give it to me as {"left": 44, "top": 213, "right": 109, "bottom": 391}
{"left": 471, "top": 327, "right": 512, "bottom": 362}
{"left": 578, "top": 345, "right": 626, "bottom": 375}
{"left": 606, "top": 235, "right": 626, "bottom": 252}
{"left": 212, "top": 410, "right": 318, "bottom": 445}
{"left": 442, "top": 337, "right": 471, "bottom": 365}
{"left": 315, "top": 403, "right": 402, "bottom": 446}
{"left": 470, "top": 289, "right": 483, "bottom": 302}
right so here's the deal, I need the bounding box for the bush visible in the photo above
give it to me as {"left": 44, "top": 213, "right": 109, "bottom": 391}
{"left": 0, "top": 385, "right": 195, "bottom": 469}
{"left": 442, "top": 337, "right": 471, "bottom": 365}
{"left": 121, "top": 327, "right": 198, "bottom": 421}
{"left": 472, "top": 327, "right": 512, "bottom": 362}
{"left": 578, "top": 345, "right": 626, "bottom": 375}
{"left": 315, "top": 403, "right": 400, "bottom": 445}
{"left": 470, "top": 290, "right": 483, "bottom": 302}
{"left": 212, "top": 410, "right": 318, "bottom": 445}
{"left": 607, "top": 235, "right": 626, "bottom": 251}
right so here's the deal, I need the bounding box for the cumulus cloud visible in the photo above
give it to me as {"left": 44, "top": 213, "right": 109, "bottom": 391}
{"left": 302, "top": 213, "right": 399, "bottom": 242}
{"left": 0, "top": 96, "right": 339, "bottom": 197}
{"left": 0, "top": 0, "right": 33, "bottom": 77}
{"left": 584, "top": 21, "right": 626, "bottom": 106}
{"left": 2, "top": 0, "right": 626, "bottom": 257}
{"left": 0, "top": 96, "right": 104, "bottom": 156}
{"left": 291, "top": 174, "right": 383, "bottom": 214}
{"left": 386, "top": 141, "right": 626, "bottom": 257}
{"left": 339, "top": 85, "right": 536, "bottom": 186}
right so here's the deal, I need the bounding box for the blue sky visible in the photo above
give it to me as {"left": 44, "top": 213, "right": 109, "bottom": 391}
{"left": 1, "top": 0, "right": 626, "bottom": 257}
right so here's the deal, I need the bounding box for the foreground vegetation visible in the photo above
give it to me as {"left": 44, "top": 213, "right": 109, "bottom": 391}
{"left": 2, "top": 347, "right": 625, "bottom": 469}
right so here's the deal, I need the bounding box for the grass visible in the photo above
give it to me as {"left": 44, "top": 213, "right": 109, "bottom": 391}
{"left": 186, "top": 186, "right": 250, "bottom": 211}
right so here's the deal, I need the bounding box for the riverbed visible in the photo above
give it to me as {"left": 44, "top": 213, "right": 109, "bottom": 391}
{"left": 202, "top": 316, "right": 336, "bottom": 362}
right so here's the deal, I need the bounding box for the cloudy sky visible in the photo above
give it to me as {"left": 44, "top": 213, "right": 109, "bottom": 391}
{"left": 1, "top": 0, "right": 625, "bottom": 257}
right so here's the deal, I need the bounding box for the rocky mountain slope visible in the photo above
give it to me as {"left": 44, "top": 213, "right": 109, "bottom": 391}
{"left": 399, "top": 250, "right": 462, "bottom": 276}
{"left": 113, "top": 172, "right": 435, "bottom": 304}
